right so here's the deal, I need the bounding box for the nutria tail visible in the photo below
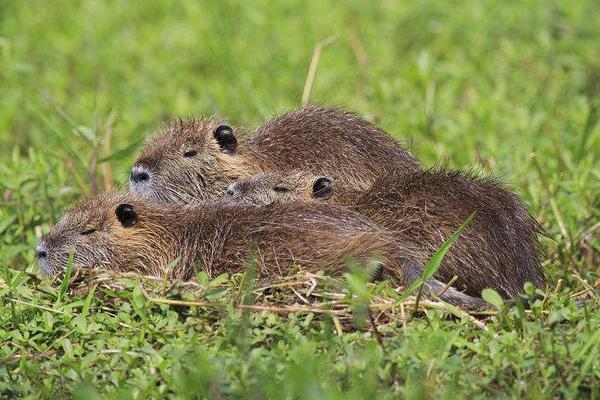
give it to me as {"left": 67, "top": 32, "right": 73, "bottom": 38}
{"left": 421, "top": 276, "right": 490, "bottom": 310}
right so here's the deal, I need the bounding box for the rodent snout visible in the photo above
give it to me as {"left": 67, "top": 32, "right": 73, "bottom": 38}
{"left": 36, "top": 247, "right": 47, "bottom": 259}
{"left": 130, "top": 166, "right": 151, "bottom": 184}
{"left": 226, "top": 183, "right": 237, "bottom": 196}
{"left": 35, "top": 241, "right": 54, "bottom": 276}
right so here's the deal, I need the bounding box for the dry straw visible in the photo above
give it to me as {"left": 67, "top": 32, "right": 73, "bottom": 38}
{"left": 66, "top": 269, "right": 496, "bottom": 333}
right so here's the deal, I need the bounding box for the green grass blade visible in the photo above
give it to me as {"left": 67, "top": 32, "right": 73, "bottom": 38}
{"left": 422, "top": 212, "right": 476, "bottom": 281}
{"left": 397, "top": 212, "right": 475, "bottom": 302}
{"left": 56, "top": 253, "right": 74, "bottom": 304}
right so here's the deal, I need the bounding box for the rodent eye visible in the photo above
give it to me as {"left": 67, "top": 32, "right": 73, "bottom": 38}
{"left": 273, "top": 186, "right": 289, "bottom": 193}
{"left": 80, "top": 228, "right": 96, "bottom": 235}
{"left": 183, "top": 150, "right": 198, "bottom": 158}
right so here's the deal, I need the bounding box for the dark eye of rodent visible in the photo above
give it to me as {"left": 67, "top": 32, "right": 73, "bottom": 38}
{"left": 273, "top": 186, "right": 289, "bottom": 193}
{"left": 81, "top": 228, "right": 96, "bottom": 235}
{"left": 183, "top": 150, "right": 198, "bottom": 158}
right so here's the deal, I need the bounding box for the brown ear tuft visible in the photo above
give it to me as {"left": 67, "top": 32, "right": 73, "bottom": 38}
{"left": 115, "top": 203, "right": 138, "bottom": 228}
{"left": 213, "top": 125, "right": 237, "bottom": 154}
{"left": 312, "top": 177, "right": 333, "bottom": 200}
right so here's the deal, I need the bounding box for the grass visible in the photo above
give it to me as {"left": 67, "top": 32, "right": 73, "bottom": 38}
{"left": 1, "top": 0, "right": 599, "bottom": 398}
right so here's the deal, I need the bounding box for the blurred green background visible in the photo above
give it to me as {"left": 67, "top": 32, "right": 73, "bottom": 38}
{"left": 1, "top": 1, "right": 599, "bottom": 398}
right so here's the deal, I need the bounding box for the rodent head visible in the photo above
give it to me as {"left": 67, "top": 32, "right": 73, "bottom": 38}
{"left": 36, "top": 193, "right": 174, "bottom": 276}
{"left": 226, "top": 171, "right": 333, "bottom": 206}
{"left": 130, "top": 118, "right": 242, "bottom": 203}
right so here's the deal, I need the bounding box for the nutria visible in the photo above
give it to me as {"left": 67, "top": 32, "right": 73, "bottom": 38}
{"left": 225, "top": 170, "right": 546, "bottom": 298}
{"left": 130, "top": 106, "right": 420, "bottom": 203}
{"left": 36, "top": 192, "right": 487, "bottom": 309}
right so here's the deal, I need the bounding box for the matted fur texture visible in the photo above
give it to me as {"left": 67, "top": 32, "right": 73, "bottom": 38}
{"left": 226, "top": 169, "right": 546, "bottom": 298}
{"left": 37, "top": 193, "right": 488, "bottom": 309}
{"left": 129, "top": 106, "right": 419, "bottom": 203}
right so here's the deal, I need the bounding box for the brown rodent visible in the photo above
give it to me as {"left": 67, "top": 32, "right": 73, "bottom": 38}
{"left": 35, "top": 193, "right": 487, "bottom": 309}
{"left": 225, "top": 170, "right": 546, "bottom": 298}
{"left": 130, "top": 106, "right": 420, "bottom": 203}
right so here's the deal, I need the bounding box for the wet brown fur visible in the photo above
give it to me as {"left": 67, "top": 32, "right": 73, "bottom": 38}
{"left": 227, "top": 170, "right": 546, "bottom": 298}
{"left": 131, "top": 106, "right": 419, "bottom": 203}
{"left": 37, "top": 193, "right": 488, "bottom": 309}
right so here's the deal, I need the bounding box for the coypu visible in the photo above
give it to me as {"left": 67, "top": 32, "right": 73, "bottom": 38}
{"left": 130, "top": 106, "right": 420, "bottom": 203}
{"left": 225, "top": 170, "right": 546, "bottom": 298}
{"left": 36, "top": 192, "right": 487, "bottom": 309}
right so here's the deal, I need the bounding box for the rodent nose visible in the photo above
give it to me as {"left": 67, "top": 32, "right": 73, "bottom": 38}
{"left": 226, "top": 183, "right": 236, "bottom": 196}
{"left": 130, "top": 168, "right": 150, "bottom": 184}
{"left": 36, "top": 248, "right": 47, "bottom": 259}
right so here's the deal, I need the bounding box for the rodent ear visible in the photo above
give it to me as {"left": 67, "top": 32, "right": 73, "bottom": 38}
{"left": 213, "top": 125, "right": 237, "bottom": 154}
{"left": 312, "top": 177, "right": 333, "bottom": 200}
{"left": 115, "top": 203, "right": 138, "bottom": 228}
